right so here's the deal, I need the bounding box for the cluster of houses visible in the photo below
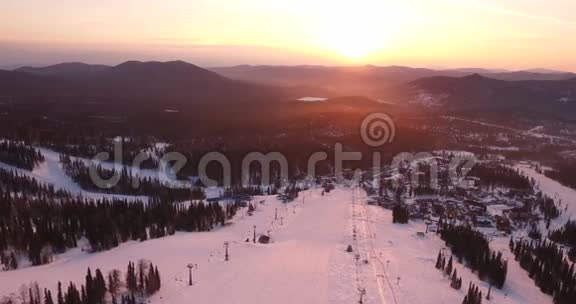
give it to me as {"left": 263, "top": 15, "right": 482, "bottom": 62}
{"left": 368, "top": 174, "right": 540, "bottom": 236}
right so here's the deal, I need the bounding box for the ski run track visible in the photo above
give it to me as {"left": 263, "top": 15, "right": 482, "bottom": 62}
{"left": 0, "top": 150, "right": 574, "bottom": 303}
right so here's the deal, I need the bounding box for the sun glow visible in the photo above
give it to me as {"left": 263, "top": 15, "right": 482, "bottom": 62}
{"left": 311, "top": 0, "right": 414, "bottom": 61}
{"left": 321, "top": 22, "right": 391, "bottom": 60}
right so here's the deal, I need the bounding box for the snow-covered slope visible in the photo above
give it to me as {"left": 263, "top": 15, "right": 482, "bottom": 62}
{"left": 0, "top": 189, "right": 357, "bottom": 303}
{"left": 516, "top": 163, "right": 576, "bottom": 227}
{"left": 354, "top": 188, "right": 552, "bottom": 304}
{"left": 1, "top": 186, "right": 554, "bottom": 303}
{"left": 0, "top": 147, "right": 148, "bottom": 201}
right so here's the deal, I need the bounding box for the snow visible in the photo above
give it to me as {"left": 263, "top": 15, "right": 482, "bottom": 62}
{"left": 376, "top": 99, "right": 396, "bottom": 105}
{"left": 0, "top": 147, "right": 147, "bottom": 202}
{"left": 409, "top": 91, "right": 449, "bottom": 107}
{"left": 442, "top": 116, "right": 576, "bottom": 144}
{"left": 487, "top": 204, "right": 514, "bottom": 217}
{"left": 515, "top": 163, "right": 576, "bottom": 229}
{"left": 486, "top": 146, "right": 520, "bottom": 152}
{"left": 355, "top": 188, "right": 552, "bottom": 304}
{"left": 0, "top": 189, "right": 357, "bottom": 304}
{"left": 297, "top": 97, "right": 328, "bottom": 102}
{"left": 0, "top": 185, "right": 556, "bottom": 303}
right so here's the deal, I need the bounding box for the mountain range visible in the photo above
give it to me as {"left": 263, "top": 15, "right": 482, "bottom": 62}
{"left": 1, "top": 61, "right": 576, "bottom": 119}
{"left": 396, "top": 74, "right": 576, "bottom": 119}
{"left": 211, "top": 65, "right": 575, "bottom": 96}
{"left": 0, "top": 61, "right": 286, "bottom": 106}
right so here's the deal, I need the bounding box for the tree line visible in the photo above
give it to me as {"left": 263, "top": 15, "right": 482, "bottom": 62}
{"left": 462, "top": 283, "right": 484, "bottom": 304}
{"left": 0, "top": 168, "right": 73, "bottom": 199}
{"left": 0, "top": 260, "right": 161, "bottom": 304}
{"left": 59, "top": 154, "right": 203, "bottom": 201}
{"left": 468, "top": 163, "right": 533, "bottom": 190}
{"left": 0, "top": 141, "right": 44, "bottom": 171}
{"left": 0, "top": 193, "right": 239, "bottom": 269}
{"left": 434, "top": 249, "right": 463, "bottom": 290}
{"left": 392, "top": 204, "right": 409, "bottom": 224}
{"left": 222, "top": 185, "right": 278, "bottom": 197}
{"left": 509, "top": 238, "right": 576, "bottom": 304}
{"left": 438, "top": 222, "right": 507, "bottom": 288}
{"left": 544, "top": 162, "right": 576, "bottom": 191}
{"left": 534, "top": 192, "right": 561, "bottom": 222}
{"left": 45, "top": 137, "right": 161, "bottom": 170}
{"left": 549, "top": 220, "right": 576, "bottom": 261}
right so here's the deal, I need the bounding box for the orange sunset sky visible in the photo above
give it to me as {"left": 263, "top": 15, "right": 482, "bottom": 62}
{"left": 1, "top": 0, "right": 575, "bottom": 70}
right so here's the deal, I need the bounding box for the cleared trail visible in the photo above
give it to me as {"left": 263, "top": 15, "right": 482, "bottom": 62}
{"left": 352, "top": 187, "right": 396, "bottom": 304}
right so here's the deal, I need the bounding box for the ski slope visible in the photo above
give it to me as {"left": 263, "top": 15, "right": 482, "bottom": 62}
{"left": 1, "top": 184, "right": 556, "bottom": 303}
{"left": 0, "top": 148, "right": 148, "bottom": 202}
{"left": 0, "top": 188, "right": 359, "bottom": 303}
{"left": 355, "top": 187, "right": 552, "bottom": 304}
{"left": 516, "top": 163, "right": 576, "bottom": 230}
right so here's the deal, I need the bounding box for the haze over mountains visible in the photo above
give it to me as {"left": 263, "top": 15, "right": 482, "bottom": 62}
{"left": 211, "top": 65, "right": 575, "bottom": 92}
{"left": 399, "top": 74, "right": 576, "bottom": 119}
{"left": 2, "top": 60, "right": 576, "bottom": 119}
{"left": 16, "top": 62, "right": 111, "bottom": 77}
{"left": 0, "top": 61, "right": 285, "bottom": 106}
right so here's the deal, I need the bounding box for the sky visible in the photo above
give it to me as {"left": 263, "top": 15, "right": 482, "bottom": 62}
{"left": 0, "top": 0, "right": 575, "bottom": 71}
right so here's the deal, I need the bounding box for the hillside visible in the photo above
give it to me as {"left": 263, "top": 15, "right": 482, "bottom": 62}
{"left": 396, "top": 74, "right": 576, "bottom": 118}
{"left": 15, "top": 62, "right": 111, "bottom": 77}
{"left": 0, "top": 158, "right": 559, "bottom": 304}
{"left": 211, "top": 65, "right": 576, "bottom": 97}
{"left": 0, "top": 61, "right": 286, "bottom": 106}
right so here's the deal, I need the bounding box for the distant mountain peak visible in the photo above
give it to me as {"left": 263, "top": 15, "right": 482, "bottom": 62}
{"left": 463, "top": 73, "right": 487, "bottom": 80}
{"left": 522, "top": 68, "right": 569, "bottom": 74}
{"left": 16, "top": 62, "right": 110, "bottom": 77}
{"left": 109, "top": 60, "right": 225, "bottom": 83}
{"left": 113, "top": 60, "right": 206, "bottom": 72}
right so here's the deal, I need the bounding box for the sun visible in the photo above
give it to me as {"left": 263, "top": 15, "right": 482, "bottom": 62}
{"left": 312, "top": 0, "right": 409, "bottom": 61}
{"left": 322, "top": 25, "right": 386, "bottom": 60}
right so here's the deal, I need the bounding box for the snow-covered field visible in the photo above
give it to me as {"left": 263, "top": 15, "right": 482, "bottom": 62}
{"left": 353, "top": 188, "right": 552, "bottom": 304}
{"left": 516, "top": 163, "right": 576, "bottom": 230}
{"left": 0, "top": 188, "right": 359, "bottom": 303}
{"left": 0, "top": 147, "right": 148, "bottom": 202}
{"left": 2, "top": 145, "right": 574, "bottom": 303}
{"left": 442, "top": 116, "right": 576, "bottom": 144}
{"left": 1, "top": 183, "right": 560, "bottom": 303}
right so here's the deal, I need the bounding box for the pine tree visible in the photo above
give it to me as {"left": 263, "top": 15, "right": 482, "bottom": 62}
{"left": 126, "top": 262, "right": 138, "bottom": 294}
{"left": 29, "top": 288, "right": 35, "bottom": 304}
{"left": 155, "top": 266, "right": 161, "bottom": 291}
{"left": 445, "top": 256, "right": 453, "bottom": 276}
{"left": 450, "top": 269, "right": 462, "bottom": 290}
{"left": 44, "top": 289, "right": 54, "bottom": 304}
{"left": 85, "top": 268, "right": 94, "bottom": 304}
{"left": 108, "top": 269, "right": 121, "bottom": 298}
{"left": 435, "top": 250, "right": 443, "bottom": 269}
{"left": 94, "top": 268, "right": 106, "bottom": 303}
{"left": 462, "top": 283, "right": 482, "bottom": 304}
{"left": 9, "top": 252, "right": 18, "bottom": 270}
{"left": 138, "top": 260, "right": 147, "bottom": 293}
{"left": 81, "top": 286, "right": 87, "bottom": 304}
{"left": 57, "top": 282, "right": 64, "bottom": 304}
